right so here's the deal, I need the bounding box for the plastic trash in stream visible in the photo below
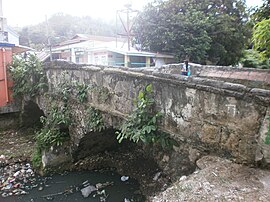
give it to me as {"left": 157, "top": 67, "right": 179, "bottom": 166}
{"left": 81, "top": 185, "right": 97, "bottom": 198}
{"left": 120, "top": 176, "right": 129, "bottom": 182}
{"left": 0, "top": 162, "right": 36, "bottom": 198}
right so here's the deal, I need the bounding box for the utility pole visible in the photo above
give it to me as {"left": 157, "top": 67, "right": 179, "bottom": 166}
{"left": 46, "top": 15, "right": 52, "bottom": 61}
{"left": 116, "top": 2, "right": 138, "bottom": 51}
{"left": 126, "top": 6, "right": 130, "bottom": 51}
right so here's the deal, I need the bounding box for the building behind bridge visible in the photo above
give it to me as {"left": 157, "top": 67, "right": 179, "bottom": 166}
{"left": 39, "top": 34, "right": 175, "bottom": 68}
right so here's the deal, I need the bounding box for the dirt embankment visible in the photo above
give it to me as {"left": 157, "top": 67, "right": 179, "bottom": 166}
{"left": 0, "top": 129, "right": 35, "bottom": 164}
{"left": 150, "top": 156, "right": 270, "bottom": 202}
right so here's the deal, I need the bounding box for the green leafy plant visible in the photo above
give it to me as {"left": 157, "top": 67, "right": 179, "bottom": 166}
{"left": 42, "top": 105, "right": 71, "bottom": 126}
{"left": 32, "top": 149, "right": 42, "bottom": 168}
{"left": 74, "top": 81, "right": 89, "bottom": 103}
{"left": 9, "top": 54, "right": 47, "bottom": 97}
{"left": 32, "top": 104, "right": 71, "bottom": 168}
{"left": 265, "top": 116, "right": 270, "bottom": 144}
{"left": 55, "top": 72, "right": 73, "bottom": 102}
{"left": 116, "top": 84, "right": 178, "bottom": 149}
{"left": 36, "top": 127, "right": 69, "bottom": 149}
{"left": 253, "top": 18, "right": 270, "bottom": 62}
{"left": 86, "top": 106, "right": 105, "bottom": 132}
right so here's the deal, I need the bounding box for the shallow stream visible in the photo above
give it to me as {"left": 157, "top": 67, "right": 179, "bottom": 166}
{"left": 3, "top": 169, "right": 145, "bottom": 202}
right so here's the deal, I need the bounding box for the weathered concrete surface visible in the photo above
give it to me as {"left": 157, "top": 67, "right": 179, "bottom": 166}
{"left": 0, "top": 102, "right": 20, "bottom": 130}
{"left": 36, "top": 61, "right": 270, "bottom": 171}
{"left": 159, "top": 63, "right": 270, "bottom": 89}
{"left": 41, "top": 142, "right": 72, "bottom": 170}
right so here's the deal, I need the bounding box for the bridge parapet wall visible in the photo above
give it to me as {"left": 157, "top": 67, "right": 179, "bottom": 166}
{"left": 39, "top": 61, "right": 270, "bottom": 167}
{"left": 159, "top": 63, "right": 270, "bottom": 89}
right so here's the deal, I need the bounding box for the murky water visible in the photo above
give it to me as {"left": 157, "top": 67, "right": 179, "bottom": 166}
{"left": 3, "top": 169, "right": 145, "bottom": 202}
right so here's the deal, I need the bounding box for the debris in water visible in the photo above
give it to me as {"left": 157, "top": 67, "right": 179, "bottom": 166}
{"left": 153, "top": 172, "right": 162, "bottom": 181}
{"left": 97, "top": 189, "right": 109, "bottom": 202}
{"left": 121, "top": 176, "right": 129, "bottom": 182}
{"left": 0, "top": 161, "right": 36, "bottom": 197}
{"left": 45, "top": 196, "right": 54, "bottom": 200}
{"left": 96, "top": 181, "right": 114, "bottom": 189}
{"left": 81, "top": 185, "right": 97, "bottom": 198}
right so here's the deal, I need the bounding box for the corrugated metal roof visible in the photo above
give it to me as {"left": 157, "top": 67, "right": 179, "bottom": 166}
{"left": 57, "top": 34, "right": 127, "bottom": 47}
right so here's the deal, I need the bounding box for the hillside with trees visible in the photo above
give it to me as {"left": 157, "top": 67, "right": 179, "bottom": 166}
{"left": 17, "top": 13, "right": 116, "bottom": 50}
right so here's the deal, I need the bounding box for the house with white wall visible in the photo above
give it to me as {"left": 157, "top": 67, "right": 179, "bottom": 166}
{"left": 48, "top": 34, "right": 175, "bottom": 68}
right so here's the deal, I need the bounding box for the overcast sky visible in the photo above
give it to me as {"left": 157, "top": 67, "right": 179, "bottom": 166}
{"left": 2, "top": 0, "right": 264, "bottom": 27}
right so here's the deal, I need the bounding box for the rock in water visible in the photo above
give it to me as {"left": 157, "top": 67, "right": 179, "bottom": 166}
{"left": 81, "top": 185, "right": 97, "bottom": 198}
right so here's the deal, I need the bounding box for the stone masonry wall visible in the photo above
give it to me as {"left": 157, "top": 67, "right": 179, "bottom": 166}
{"left": 159, "top": 63, "right": 270, "bottom": 89}
{"left": 38, "top": 61, "right": 270, "bottom": 169}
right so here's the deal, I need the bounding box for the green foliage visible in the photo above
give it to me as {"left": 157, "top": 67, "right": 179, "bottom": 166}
{"left": 32, "top": 149, "right": 42, "bottom": 168}
{"left": 241, "top": 49, "right": 261, "bottom": 68}
{"left": 86, "top": 106, "right": 105, "bottom": 132}
{"left": 36, "top": 105, "right": 71, "bottom": 149}
{"left": 265, "top": 116, "right": 270, "bottom": 145}
{"left": 36, "top": 127, "right": 69, "bottom": 149}
{"left": 74, "top": 81, "right": 89, "bottom": 103}
{"left": 9, "top": 54, "right": 47, "bottom": 97}
{"left": 54, "top": 72, "right": 91, "bottom": 103}
{"left": 240, "top": 49, "right": 270, "bottom": 69}
{"left": 251, "top": 0, "right": 270, "bottom": 24}
{"left": 252, "top": 18, "right": 270, "bottom": 62}
{"left": 55, "top": 71, "right": 73, "bottom": 102}
{"left": 19, "top": 14, "right": 116, "bottom": 50}
{"left": 32, "top": 104, "right": 71, "bottom": 168}
{"left": 116, "top": 84, "right": 178, "bottom": 149}
{"left": 41, "top": 105, "right": 71, "bottom": 127}
{"left": 134, "top": 0, "right": 249, "bottom": 65}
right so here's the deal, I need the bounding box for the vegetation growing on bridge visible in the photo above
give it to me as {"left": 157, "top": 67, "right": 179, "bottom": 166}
{"left": 116, "top": 84, "right": 178, "bottom": 149}
{"left": 32, "top": 103, "right": 71, "bottom": 168}
{"left": 86, "top": 106, "right": 105, "bottom": 132}
{"left": 30, "top": 71, "right": 109, "bottom": 167}
{"left": 74, "top": 82, "right": 89, "bottom": 103}
{"left": 9, "top": 54, "right": 47, "bottom": 98}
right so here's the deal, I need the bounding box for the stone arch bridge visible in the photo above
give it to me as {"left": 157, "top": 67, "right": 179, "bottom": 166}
{"left": 34, "top": 61, "right": 270, "bottom": 171}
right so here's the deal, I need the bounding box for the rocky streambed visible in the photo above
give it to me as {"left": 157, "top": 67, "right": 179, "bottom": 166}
{"left": 2, "top": 129, "right": 270, "bottom": 202}
{"left": 0, "top": 129, "right": 168, "bottom": 201}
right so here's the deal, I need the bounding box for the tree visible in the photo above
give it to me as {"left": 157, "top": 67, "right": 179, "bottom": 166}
{"left": 252, "top": 18, "right": 270, "bottom": 61}
{"left": 133, "top": 0, "right": 249, "bottom": 65}
{"left": 134, "top": 0, "right": 211, "bottom": 63}
{"left": 251, "top": 0, "right": 270, "bottom": 23}
{"left": 17, "top": 14, "right": 116, "bottom": 50}
{"left": 205, "top": 0, "right": 249, "bottom": 65}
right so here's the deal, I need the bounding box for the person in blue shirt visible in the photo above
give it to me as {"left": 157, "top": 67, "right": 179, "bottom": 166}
{"left": 181, "top": 60, "right": 191, "bottom": 76}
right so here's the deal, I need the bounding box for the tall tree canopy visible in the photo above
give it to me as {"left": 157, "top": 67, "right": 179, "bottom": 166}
{"left": 251, "top": 0, "right": 270, "bottom": 23}
{"left": 252, "top": 18, "right": 270, "bottom": 61}
{"left": 134, "top": 0, "right": 249, "bottom": 65}
{"left": 252, "top": 0, "right": 270, "bottom": 61}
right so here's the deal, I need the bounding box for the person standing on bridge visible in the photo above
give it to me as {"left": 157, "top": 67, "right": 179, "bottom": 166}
{"left": 181, "top": 60, "right": 191, "bottom": 76}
